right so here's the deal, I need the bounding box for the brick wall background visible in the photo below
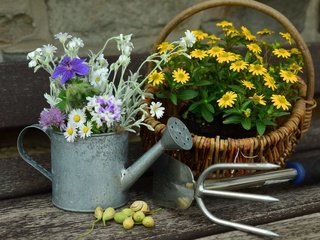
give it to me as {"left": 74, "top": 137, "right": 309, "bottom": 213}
{"left": 0, "top": 0, "right": 319, "bottom": 61}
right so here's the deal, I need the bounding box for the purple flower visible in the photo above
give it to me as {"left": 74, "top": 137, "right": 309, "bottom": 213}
{"left": 39, "top": 107, "right": 66, "bottom": 130}
{"left": 51, "top": 56, "right": 89, "bottom": 85}
{"left": 96, "top": 95, "right": 122, "bottom": 122}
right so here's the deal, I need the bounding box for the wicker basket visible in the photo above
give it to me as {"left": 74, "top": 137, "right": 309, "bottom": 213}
{"left": 141, "top": 0, "right": 317, "bottom": 178}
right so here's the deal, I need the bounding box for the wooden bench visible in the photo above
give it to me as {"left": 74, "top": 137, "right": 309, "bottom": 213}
{"left": 0, "top": 51, "right": 319, "bottom": 239}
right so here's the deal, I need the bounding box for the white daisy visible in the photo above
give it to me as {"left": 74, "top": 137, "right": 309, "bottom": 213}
{"left": 64, "top": 124, "right": 77, "bottom": 142}
{"left": 180, "top": 30, "right": 196, "bottom": 48}
{"left": 90, "top": 68, "right": 109, "bottom": 87}
{"left": 149, "top": 102, "right": 165, "bottom": 119}
{"left": 78, "top": 122, "right": 93, "bottom": 139}
{"left": 68, "top": 109, "right": 86, "bottom": 127}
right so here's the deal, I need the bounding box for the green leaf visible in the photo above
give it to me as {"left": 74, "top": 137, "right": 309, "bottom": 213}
{"left": 256, "top": 121, "right": 266, "bottom": 136}
{"left": 169, "top": 93, "right": 177, "bottom": 105}
{"left": 241, "top": 118, "right": 251, "bottom": 130}
{"left": 201, "top": 106, "right": 214, "bottom": 122}
{"left": 204, "top": 103, "right": 215, "bottom": 113}
{"left": 194, "top": 80, "right": 213, "bottom": 86}
{"left": 223, "top": 116, "right": 242, "bottom": 124}
{"left": 187, "top": 101, "right": 202, "bottom": 112}
{"left": 273, "top": 111, "right": 290, "bottom": 117}
{"left": 177, "top": 89, "right": 199, "bottom": 101}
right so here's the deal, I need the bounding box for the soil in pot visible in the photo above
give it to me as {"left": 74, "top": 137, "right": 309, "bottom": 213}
{"left": 182, "top": 115, "right": 257, "bottom": 139}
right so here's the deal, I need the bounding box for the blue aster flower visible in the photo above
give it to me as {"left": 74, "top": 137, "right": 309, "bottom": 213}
{"left": 51, "top": 56, "right": 89, "bottom": 85}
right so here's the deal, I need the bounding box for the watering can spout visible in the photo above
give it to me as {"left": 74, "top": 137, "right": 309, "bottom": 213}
{"left": 121, "top": 117, "right": 193, "bottom": 191}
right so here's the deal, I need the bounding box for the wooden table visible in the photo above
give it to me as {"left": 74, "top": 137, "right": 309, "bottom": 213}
{"left": 1, "top": 131, "right": 320, "bottom": 240}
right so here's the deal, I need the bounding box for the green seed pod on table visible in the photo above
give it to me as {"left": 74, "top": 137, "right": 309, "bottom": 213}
{"left": 123, "top": 217, "right": 135, "bottom": 230}
{"left": 114, "top": 212, "right": 127, "bottom": 224}
{"left": 94, "top": 206, "right": 103, "bottom": 221}
{"left": 142, "top": 216, "right": 155, "bottom": 228}
{"left": 132, "top": 211, "right": 145, "bottom": 223}
{"left": 122, "top": 208, "right": 134, "bottom": 217}
{"left": 102, "top": 207, "right": 116, "bottom": 225}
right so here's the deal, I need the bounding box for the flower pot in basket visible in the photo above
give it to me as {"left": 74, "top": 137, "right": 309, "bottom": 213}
{"left": 141, "top": 0, "right": 317, "bottom": 178}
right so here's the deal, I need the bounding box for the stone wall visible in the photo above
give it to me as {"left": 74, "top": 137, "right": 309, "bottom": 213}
{"left": 0, "top": 0, "right": 319, "bottom": 61}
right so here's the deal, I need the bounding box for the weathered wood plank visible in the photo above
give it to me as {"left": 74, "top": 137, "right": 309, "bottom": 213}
{"left": 0, "top": 180, "right": 320, "bottom": 240}
{"left": 196, "top": 212, "right": 320, "bottom": 240}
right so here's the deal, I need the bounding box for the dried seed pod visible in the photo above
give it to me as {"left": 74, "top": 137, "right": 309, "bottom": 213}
{"left": 132, "top": 211, "right": 145, "bottom": 223}
{"left": 114, "top": 212, "right": 127, "bottom": 224}
{"left": 176, "top": 197, "right": 192, "bottom": 210}
{"left": 123, "top": 217, "right": 135, "bottom": 230}
{"left": 102, "top": 207, "right": 116, "bottom": 225}
{"left": 122, "top": 208, "right": 134, "bottom": 217}
{"left": 130, "top": 200, "right": 149, "bottom": 213}
{"left": 142, "top": 216, "right": 155, "bottom": 228}
{"left": 94, "top": 206, "right": 103, "bottom": 221}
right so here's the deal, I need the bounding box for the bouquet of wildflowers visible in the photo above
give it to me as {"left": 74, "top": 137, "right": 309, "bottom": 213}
{"left": 147, "top": 20, "right": 304, "bottom": 136}
{"left": 27, "top": 32, "right": 194, "bottom": 142}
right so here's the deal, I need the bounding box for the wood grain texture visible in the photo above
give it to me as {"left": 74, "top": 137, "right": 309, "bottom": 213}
{"left": 196, "top": 212, "right": 320, "bottom": 240}
{"left": 0, "top": 179, "right": 319, "bottom": 240}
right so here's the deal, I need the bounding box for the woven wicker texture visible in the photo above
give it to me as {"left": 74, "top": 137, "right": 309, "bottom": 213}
{"left": 141, "top": 0, "right": 317, "bottom": 178}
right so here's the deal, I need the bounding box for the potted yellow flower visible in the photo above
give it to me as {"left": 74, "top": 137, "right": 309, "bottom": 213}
{"left": 147, "top": 20, "right": 304, "bottom": 138}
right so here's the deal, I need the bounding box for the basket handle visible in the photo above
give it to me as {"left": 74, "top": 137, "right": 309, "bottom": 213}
{"left": 153, "top": 0, "right": 315, "bottom": 102}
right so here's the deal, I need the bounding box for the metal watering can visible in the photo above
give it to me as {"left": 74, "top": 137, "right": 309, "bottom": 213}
{"left": 17, "top": 117, "right": 192, "bottom": 212}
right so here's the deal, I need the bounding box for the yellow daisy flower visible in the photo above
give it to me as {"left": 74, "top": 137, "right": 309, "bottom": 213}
{"left": 192, "top": 30, "right": 208, "bottom": 41}
{"left": 241, "top": 26, "right": 256, "bottom": 41}
{"left": 216, "top": 51, "right": 238, "bottom": 63}
{"left": 248, "top": 64, "right": 267, "bottom": 76}
{"left": 190, "top": 49, "right": 208, "bottom": 60}
{"left": 230, "top": 60, "right": 248, "bottom": 72}
{"left": 207, "top": 46, "right": 224, "bottom": 57}
{"left": 157, "top": 42, "right": 174, "bottom": 54}
{"left": 289, "top": 63, "right": 303, "bottom": 74}
{"left": 216, "top": 20, "right": 233, "bottom": 28}
{"left": 290, "top": 48, "right": 302, "bottom": 55}
{"left": 257, "top": 28, "right": 274, "bottom": 35}
{"left": 271, "top": 94, "right": 291, "bottom": 110}
{"left": 273, "top": 48, "right": 291, "bottom": 58}
{"left": 249, "top": 93, "right": 266, "bottom": 105}
{"left": 247, "top": 43, "right": 262, "bottom": 54}
{"left": 280, "top": 32, "right": 293, "bottom": 45}
{"left": 263, "top": 74, "right": 277, "bottom": 90}
{"left": 148, "top": 70, "right": 165, "bottom": 86}
{"left": 241, "top": 80, "right": 255, "bottom": 90}
{"left": 225, "top": 27, "right": 240, "bottom": 37}
{"left": 172, "top": 68, "right": 190, "bottom": 84}
{"left": 208, "top": 34, "right": 221, "bottom": 42}
{"left": 217, "top": 91, "right": 237, "bottom": 108}
{"left": 280, "top": 69, "right": 298, "bottom": 83}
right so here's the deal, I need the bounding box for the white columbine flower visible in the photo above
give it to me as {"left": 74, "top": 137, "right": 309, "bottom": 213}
{"left": 180, "top": 30, "right": 196, "bottom": 48}
{"left": 27, "top": 48, "right": 42, "bottom": 68}
{"left": 149, "top": 101, "right": 165, "bottom": 119}
{"left": 78, "top": 122, "right": 93, "bottom": 139}
{"left": 64, "top": 123, "right": 77, "bottom": 142}
{"left": 90, "top": 68, "right": 109, "bottom": 87}
{"left": 68, "top": 109, "right": 86, "bottom": 127}
{"left": 54, "top": 32, "right": 72, "bottom": 44}
{"left": 42, "top": 44, "right": 57, "bottom": 56}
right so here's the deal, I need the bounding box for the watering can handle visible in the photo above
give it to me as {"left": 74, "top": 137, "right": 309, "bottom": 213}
{"left": 17, "top": 124, "right": 52, "bottom": 181}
